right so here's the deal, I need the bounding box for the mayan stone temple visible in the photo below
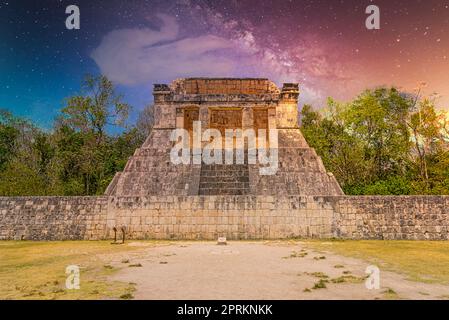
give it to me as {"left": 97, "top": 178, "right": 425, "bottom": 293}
{"left": 1, "top": 78, "right": 448, "bottom": 241}
{"left": 105, "top": 78, "right": 343, "bottom": 197}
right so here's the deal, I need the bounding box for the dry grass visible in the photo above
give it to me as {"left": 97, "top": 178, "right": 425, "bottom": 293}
{"left": 0, "top": 241, "right": 152, "bottom": 300}
{"left": 307, "top": 240, "right": 449, "bottom": 284}
{"left": 2, "top": 239, "right": 449, "bottom": 299}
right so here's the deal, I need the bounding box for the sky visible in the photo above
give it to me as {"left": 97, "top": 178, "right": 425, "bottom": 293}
{"left": 0, "top": 0, "right": 448, "bottom": 129}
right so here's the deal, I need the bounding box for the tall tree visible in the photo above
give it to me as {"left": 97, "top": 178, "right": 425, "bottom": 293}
{"left": 343, "top": 88, "right": 413, "bottom": 179}
{"left": 408, "top": 99, "right": 446, "bottom": 192}
{"left": 136, "top": 103, "right": 155, "bottom": 143}
{"left": 56, "top": 75, "right": 131, "bottom": 195}
{"left": 0, "top": 109, "right": 19, "bottom": 170}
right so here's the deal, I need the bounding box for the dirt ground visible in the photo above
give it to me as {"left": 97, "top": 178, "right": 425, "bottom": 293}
{"left": 106, "top": 241, "right": 449, "bottom": 300}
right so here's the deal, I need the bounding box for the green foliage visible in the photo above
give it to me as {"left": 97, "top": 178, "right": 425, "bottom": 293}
{"left": 0, "top": 75, "right": 150, "bottom": 196}
{"left": 343, "top": 88, "right": 412, "bottom": 179}
{"left": 0, "top": 110, "right": 19, "bottom": 170}
{"left": 0, "top": 160, "right": 57, "bottom": 196}
{"left": 345, "top": 176, "right": 412, "bottom": 195}
{"left": 301, "top": 87, "right": 449, "bottom": 195}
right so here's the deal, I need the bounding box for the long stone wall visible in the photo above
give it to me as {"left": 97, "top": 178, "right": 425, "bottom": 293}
{"left": 334, "top": 196, "right": 449, "bottom": 240}
{"left": 107, "top": 196, "right": 337, "bottom": 240}
{"left": 0, "top": 197, "right": 109, "bottom": 240}
{"left": 0, "top": 195, "right": 448, "bottom": 241}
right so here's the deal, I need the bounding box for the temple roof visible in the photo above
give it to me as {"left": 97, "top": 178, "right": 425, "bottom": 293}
{"left": 168, "top": 78, "right": 281, "bottom": 95}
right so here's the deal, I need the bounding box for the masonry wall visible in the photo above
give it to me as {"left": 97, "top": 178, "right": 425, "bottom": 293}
{"left": 107, "top": 196, "right": 337, "bottom": 240}
{"left": 0, "top": 197, "right": 109, "bottom": 240}
{"left": 172, "top": 78, "right": 279, "bottom": 95}
{"left": 1, "top": 195, "right": 449, "bottom": 241}
{"left": 334, "top": 196, "right": 449, "bottom": 240}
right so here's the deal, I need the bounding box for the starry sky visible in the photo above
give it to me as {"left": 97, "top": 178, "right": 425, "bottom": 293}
{"left": 1, "top": 0, "right": 448, "bottom": 129}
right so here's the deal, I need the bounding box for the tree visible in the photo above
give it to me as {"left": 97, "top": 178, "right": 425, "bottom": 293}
{"left": 343, "top": 88, "right": 413, "bottom": 180}
{"left": 301, "top": 102, "right": 371, "bottom": 192}
{"left": 55, "top": 75, "right": 131, "bottom": 195}
{"left": 408, "top": 99, "right": 445, "bottom": 192}
{"left": 0, "top": 160, "right": 50, "bottom": 196}
{"left": 0, "top": 75, "right": 150, "bottom": 196}
{"left": 58, "top": 75, "right": 130, "bottom": 138}
{"left": 0, "top": 109, "right": 19, "bottom": 170}
{"left": 136, "top": 103, "right": 155, "bottom": 143}
{"left": 0, "top": 110, "right": 63, "bottom": 195}
{"left": 299, "top": 87, "right": 449, "bottom": 195}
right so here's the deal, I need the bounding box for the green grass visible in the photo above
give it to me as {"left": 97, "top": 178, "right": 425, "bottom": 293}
{"left": 307, "top": 240, "right": 449, "bottom": 284}
{"left": 330, "top": 275, "right": 365, "bottom": 284}
{"left": 305, "top": 272, "right": 329, "bottom": 279}
{"left": 128, "top": 263, "right": 143, "bottom": 267}
{"left": 0, "top": 241, "right": 153, "bottom": 300}
{"left": 382, "top": 288, "right": 399, "bottom": 300}
{"left": 312, "top": 279, "right": 328, "bottom": 289}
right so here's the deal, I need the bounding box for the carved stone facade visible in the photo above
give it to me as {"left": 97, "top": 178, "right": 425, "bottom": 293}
{"left": 105, "top": 78, "right": 343, "bottom": 197}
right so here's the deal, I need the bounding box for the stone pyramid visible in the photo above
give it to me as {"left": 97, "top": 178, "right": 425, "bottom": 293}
{"left": 105, "top": 78, "right": 343, "bottom": 197}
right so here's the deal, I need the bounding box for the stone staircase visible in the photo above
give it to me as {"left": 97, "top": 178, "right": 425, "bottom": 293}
{"left": 106, "top": 129, "right": 343, "bottom": 197}
{"left": 199, "top": 162, "right": 250, "bottom": 195}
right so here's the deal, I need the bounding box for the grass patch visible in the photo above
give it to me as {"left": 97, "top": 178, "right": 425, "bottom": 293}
{"left": 383, "top": 288, "right": 399, "bottom": 300}
{"left": 305, "top": 272, "right": 329, "bottom": 279}
{"left": 119, "top": 293, "right": 134, "bottom": 300}
{"left": 0, "top": 241, "right": 152, "bottom": 300}
{"left": 306, "top": 240, "right": 449, "bottom": 284}
{"left": 330, "top": 275, "right": 365, "bottom": 284}
{"left": 312, "top": 279, "right": 328, "bottom": 289}
{"left": 128, "top": 263, "right": 143, "bottom": 268}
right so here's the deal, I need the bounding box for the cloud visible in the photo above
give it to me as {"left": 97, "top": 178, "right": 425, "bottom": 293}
{"left": 90, "top": 11, "right": 333, "bottom": 107}
{"left": 91, "top": 13, "right": 306, "bottom": 85}
{"left": 91, "top": 14, "right": 236, "bottom": 85}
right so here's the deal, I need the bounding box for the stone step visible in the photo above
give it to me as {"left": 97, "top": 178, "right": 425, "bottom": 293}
{"left": 200, "top": 170, "right": 249, "bottom": 176}
{"left": 199, "top": 181, "right": 250, "bottom": 188}
{"left": 199, "top": 188, "right": 248, "bottom": 195}
{"left": 199, "top": 161, "right": 250, "bottom": 195}
{"left": 200, "top": 164, "right": 249, "bottom": 170}
{"left": 200, "top": 176, "right": 249, "bottom": 183}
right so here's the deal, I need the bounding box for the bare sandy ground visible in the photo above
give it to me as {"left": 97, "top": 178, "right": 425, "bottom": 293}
{"left": 105, "top": 241, "right": 449, "bottom": 300}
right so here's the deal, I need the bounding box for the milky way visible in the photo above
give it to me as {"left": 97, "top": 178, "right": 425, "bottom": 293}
{"left": 0, "top": 0, "right": 448, "bottom": 128}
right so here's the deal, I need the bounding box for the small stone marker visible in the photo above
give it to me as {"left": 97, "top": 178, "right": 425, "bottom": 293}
{"left": 217, "top": 237, "right": 227, "bottom": 245}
